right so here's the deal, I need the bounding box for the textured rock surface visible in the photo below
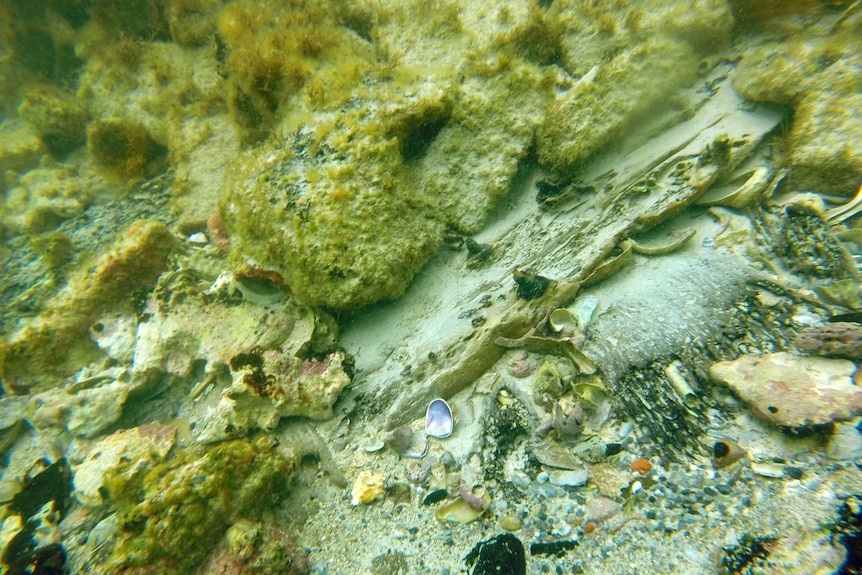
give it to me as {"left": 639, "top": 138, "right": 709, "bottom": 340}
{"left": 709, "top": 351, "right": 862, "bottom": 427}
{"left": 795, "top": 321, "right": 862, "bottom": 359}
{"left": 0, "top": 220, "right": 180, "bottom": 392}
{"left": 28, "top": 378, "right": 129, "bottom": 439}
{"left": 193, "top": 349, "right": 351, "bottom": 443}
{"left": 72, "top": 423, "right": 176, "bottom": 507}
{"left": 733, "top": 12, "right": 862, "bottom": 193}
{"left": 221, "top": 0, "right": 732, "bottom": 310}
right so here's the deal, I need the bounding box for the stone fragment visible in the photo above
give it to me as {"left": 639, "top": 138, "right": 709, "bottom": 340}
{"left": 546, "top": 468, "right": 588, "bottom": 487}
{"left": 734, "top": 21, "right": 862, "bottom": 193}
{"left": 351, "top": 470, "right": 385, "bottom": 506}
{"left": 28, "top": 379, "right": 129, "bottom": 438}
{"left": 192, "top": 350, "right": 350, "bottom": 443}
{"left": 709, "top": 352, "right": 862, "bottom": 427}
{"left": 90, "top": 314, "right": 138, "bottom": 363}
{"left": 795, "top": 322, "right": 862, "bottom": 360}
{"left": 0, "top": 220, "right": 180, "bottom": 392}
{"left": 584, "top": 497, "right": 621, "bottom": 524}
{"left": 73, "top": 423, "right": 176, "bottom": 506}
{"left": 18, "top": 85, "right": 88, "bottom": 151}
{"left": 0, "top": 119, "right": 45, "bottom": 174}
{"left": 826, "top": 419, "right": 862, "bottom": 461}
{"left": 202, "top": 519, "right": 309, "bottom": 575}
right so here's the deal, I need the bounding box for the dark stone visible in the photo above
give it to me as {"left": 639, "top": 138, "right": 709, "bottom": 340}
{"left": 716, "top": 484, "right": 733, "bottom": 495}
{"left": 9, "top": 459, "right": 73, "bottom": 520}
{"left": 720, "top": 533, "right": 777, "bottom": 575}
{"left": 830, "top": 493, "right": 861, "bottom": 575}
{"left": 530, "top": 540, "right": 578, "bottom": 557}
{"left": 785, "top": 466, "right": 804, "bottom": 480}
{"left": 465, "top": 534, "right": 526, "bottom": 575}
{"left": 513, "top": 270, "right": 550, "bottom": 300}
{"left": 604, "top": 442, "right": 623, "bottom": 456}
{"left": 422, "top": 488, "right": 449, "bottom": 506}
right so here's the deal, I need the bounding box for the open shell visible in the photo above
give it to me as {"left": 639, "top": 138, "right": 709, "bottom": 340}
{"left": 425, "top": 398, "right": 454, "bottom": 439}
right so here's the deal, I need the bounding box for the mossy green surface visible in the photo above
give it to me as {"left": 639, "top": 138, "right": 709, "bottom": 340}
{"left": 0, "top": 220, "right": 180, "bottom": 392}
{"left": 220, "top": 0, "right": 731, "bottom": 310}
{"left": 105, "top": 436, "right": 295, "bottom": 573}
{"left": 537, "top": 0, "right": 733, "bottom": 173}
{"left": 222, "top": 118, "right": 445, "bottom": 309}
{"left": 733, "top": 12, "right": 862, "bottom": 193}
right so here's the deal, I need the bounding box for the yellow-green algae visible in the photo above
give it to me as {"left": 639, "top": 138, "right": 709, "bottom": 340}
{"left": 733, "top": 8, "right": 862, "bottom": 193}
{"left": 0, "top": 220, "right": 180, "bottom": 393}
{"left": 220, "top": 0, "right": 732, "bottom": 310}
{"left": 1, "top": 0, "right": 735, "bottom": 310}
{"left": 104, "top": 436, "right": 295, "bottom": 573}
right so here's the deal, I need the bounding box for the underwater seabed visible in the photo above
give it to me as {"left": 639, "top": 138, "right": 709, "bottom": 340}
{"left": 1, "top": 4, "right": 862, "bottom": 575}
{"left": 300, "top": 74, "right": 862, "bottom": 572}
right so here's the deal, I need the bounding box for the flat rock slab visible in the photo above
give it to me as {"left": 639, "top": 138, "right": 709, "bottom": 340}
{"left": 710, "top": 351, "right": 862, "bottom": 427}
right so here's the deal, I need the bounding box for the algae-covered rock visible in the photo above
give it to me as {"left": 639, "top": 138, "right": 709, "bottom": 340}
{"left": 220, "top": 0, "right": 731, "bottom": 309}
{"left": 1, "top": 164, "right": 97, "bottom": 236}
{"left": 201, "top": 518, "right": 309, "bottom": 575}
{"left": 709, "top": 351, "right": 862, "bottom": 428}
{"left": 17, "top": 85, "right": 88, "bottom": 155}
{"left": 0, "top": 220, "right": 180, "bottom": 392}
{"left": 537, "top": 0, "right": 733, "bottom": 173}
{"left": 221, "top": 116, "right": 445, "bottom": 309}
{"left": 28, "top": 378, "right": 129, "bottom": 438}
{"left": 87, "top": 118, "right": 167, "bottom": 179}
{"left": 733, "top": 12, "right": 862, "bottom": 193}
{"left": 0, "top": 120, "right": 45, "bottom": 175}
{"left": 538, "top": 35, "right": 700, "bottom": 173}
{"left": 73, "top": 423, "right": 177, "bottom": 507}
{"left": 105, "top": 436, "right": 295, "bottom": 573}
{"left": 193, "top": 349, "right": 351, "bottom": 443}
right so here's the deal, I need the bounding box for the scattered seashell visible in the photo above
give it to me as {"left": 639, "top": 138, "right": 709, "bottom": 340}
{"left": 507, "top": 350, "right": 535, "bottom": 378}
{"left": 425, "top": 398, "right": 454, "bottom": 439}
{"left": 750, "top": 461, "right": 785, "bottom": 479}
{"left": 435, "top": 487, "right": 490, "bottom": 524}
{"left": 665, "top": 361, "right": 698, "bottom": 406}
{"left": 711, "top": 438, "right": 746, "bottom": 469}
{"left": 531, "top": 442, "right": 582, "bottom": 470}
{"left": 384, "top": 425, "right": 428, "bottom": 458}
{"left": 549, "top": 308, "right": 581, "bottom": 333}
{"left": 351, "top": 470, "right": 386, "bottom": 505}
{"left": 500, "top": 514, "right": 522, "bottom": 531}
{"left": 545, "top": 467, "right": 588, "bottom": 487}
{"left": 585, "top": 496, "right": 620, "bottom": 523}
{"left": 363, "top": 437, "right": 385, "bottom": 453}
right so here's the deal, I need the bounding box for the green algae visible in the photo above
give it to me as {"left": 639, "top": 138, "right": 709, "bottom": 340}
{"left": 0, "top": 220, "right": 180, "bottom": 392}
{"left": 105, "top": 436, "right": 295, "bottom": 573}
{"left": 733, "top": 10, "right": 862, "bottom": 193}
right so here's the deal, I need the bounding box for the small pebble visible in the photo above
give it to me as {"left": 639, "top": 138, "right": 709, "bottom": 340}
{"left": 785, "top": 466, "right": 804, "bottom": 479}
{"left": 716, "top": 484, "right": 732, "bottom": 495}
{"left": 537, "top": 471, "right": 550, "bottom": 484}
{"left": 500, "top": 514, "right": 522, "bottom": 531}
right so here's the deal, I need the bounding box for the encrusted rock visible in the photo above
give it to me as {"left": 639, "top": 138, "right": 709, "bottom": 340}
{"left": 351, "top": 470, "right": 385, "bottom": 506}
{"left": 795, "top": 322, "right": 862, "bottom": 360}
{"left": 193, "top": 350, "right": 351, "bottom": 443}
{"left": 709, "top": 351, "right": 862, "bottom": 428}
{"left": 734, "top": 17, "right": 862, "bottom": 193}
{"left": 0, "top": 220, "right": 180, "bottom": 393}
{"left": 28, "top": 378, "right": 129, "bottom": 439}
{"left": 73, "top": 423, "right": 176, "bottom": 507}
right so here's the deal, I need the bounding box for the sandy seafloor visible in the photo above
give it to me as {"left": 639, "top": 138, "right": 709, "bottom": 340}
{"left": 0, "top": 1, "right": 861, "bottom": 574}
